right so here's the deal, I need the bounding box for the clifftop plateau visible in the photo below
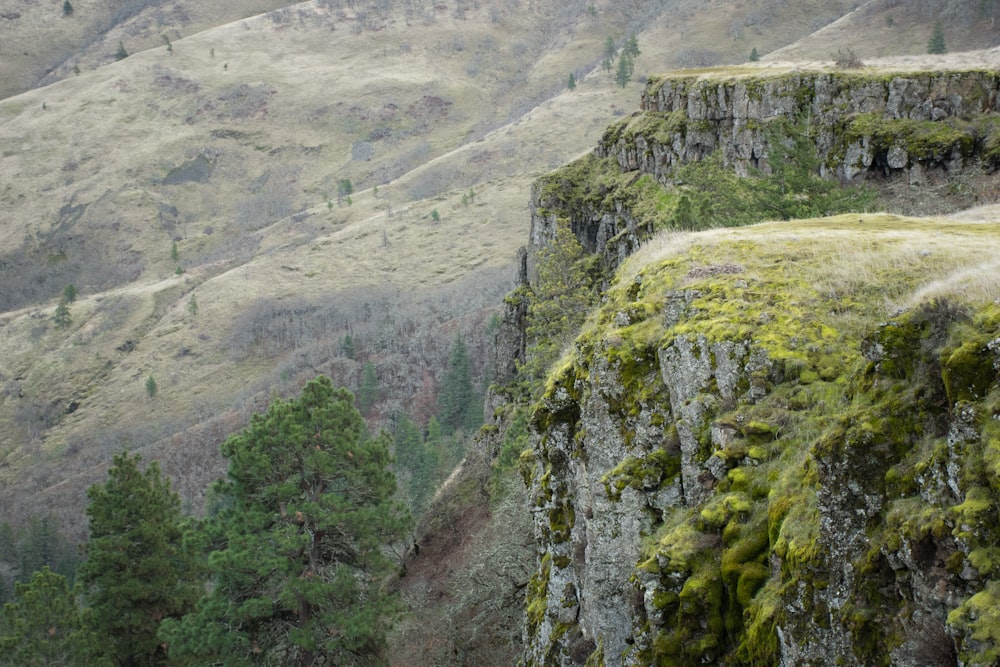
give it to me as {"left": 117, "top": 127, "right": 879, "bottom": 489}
{"left": 513, "top": 67, "right": 1000, "bottom": 666}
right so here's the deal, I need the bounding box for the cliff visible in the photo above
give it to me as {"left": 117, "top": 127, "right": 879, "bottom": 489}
{"left": 514, "top": 68, "right": 1000, "bottom": 666}
{"left": 606, "top": 68, "right": 1000, "bottom": 183}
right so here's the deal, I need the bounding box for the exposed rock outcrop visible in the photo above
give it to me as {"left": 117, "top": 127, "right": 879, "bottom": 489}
{"left": 513, "top": 68, "right": 1000, "bottom": 667}
{"left": 602, "top": 69, "right": 1000, "bottom": 183}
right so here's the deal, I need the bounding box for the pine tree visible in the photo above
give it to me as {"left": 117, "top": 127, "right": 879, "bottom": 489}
{"left": 927, "top": 20, "right": 947, "bottom": 54}
{"left": 53, "top": 298, "right": 71, "bottom": 329}
{"left": 160, "top": 376, "right": 411, "bottom": 666}
{"left": 567, "top": 72, "right": 576, "bottom": 90}
{"left": 0, "top": 568, "right": 106, "bottom": 667}
{"left": 624, "top": 33, "right": 641, "bottom": 59}
{"left": 357, "top": 360, "right": 378, "bottom": 413}
{"left": 341, "top": 333, "right": 356, "bottom": 359}
{"left": 62, "top": 0, "right": 73, "bottom": 16}
{"left": 78, "top": 453, "right": 201, "bottom": 666}
{"left": 615, "top": 52, "right": 633, "bottom": 88}
{"left": 749, "top": 47, "right": 760, "bottom": 62}
{"left": 145, "top": 374, "right": 158, "bottom": 400}
{"left": 115, "top": 41, "right": 128, "bottom": 61}
{"left": 603, "top": 35, "right": 617, "bottom": 63}
{"left": 394, "top": 413, "right": 435, "bottom": 511}
{"left": 439, "top": 335, "right": 474, "bottom": 433}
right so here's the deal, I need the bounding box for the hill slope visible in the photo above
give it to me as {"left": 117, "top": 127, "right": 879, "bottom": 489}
{"left": 0, "top": 0, "right": 882, "bottom": 535}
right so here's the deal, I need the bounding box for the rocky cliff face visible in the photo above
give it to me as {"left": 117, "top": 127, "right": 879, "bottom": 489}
{"left": 514, "top": 69, "right": 1000, "bottom": 667}
{"left": 602, "top": 69, "right": 1000, "bottom": 184}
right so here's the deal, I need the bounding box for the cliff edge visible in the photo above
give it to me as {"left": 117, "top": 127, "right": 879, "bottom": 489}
{"left": 515, "top": 67, "right": 1000, "bottom": 666}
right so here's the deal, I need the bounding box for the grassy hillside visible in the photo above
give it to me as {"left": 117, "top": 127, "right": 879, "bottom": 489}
{"left": 0, "top": 0, "right": 996, "bottom": 569}
{"left": 0, "top": 0, "right": 890, "bottom": 536}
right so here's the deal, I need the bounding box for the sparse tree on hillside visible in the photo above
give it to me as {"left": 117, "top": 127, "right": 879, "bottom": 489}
{"left": 337, "top": 178, "right": 353, "bottom": 205}
{"left": 624, "top": 33, "right": 641, "bottom": 59}
{"left": 567, "top": 72, "right": 576, "bottom": 90}
{"left": 145, "top": 374, "right": 157, "bottom": 400}
{"left": 603, "top": 35, "right": 617, "bottom": 63}
{"left": 62, "top": 284, "right": 77, "bottom": 303}
{"left": 615, "top": 52, "right": 633, "bottom": 88}
{"left": 160, "top": 377, "right": 411, "bottom": 666}
{"left": 53, "top": 298, "right": 71, "bottom": 329}
{"left": 749, "top": 47, "right": 760, "bottom": 62}
{"left": 78, "top": 453, "right": 201, "bottom": 667}
{"left": 187, "top": 293, "right": 198, "bottom": 316}
{"left": 115, "top": 41, "right": 128, "bottom": 61}
{"left": 927, "top": 20, "right": 947, "bottom": 54}
{"left": 62, "top": 0, "right": 73, "bottom": 17}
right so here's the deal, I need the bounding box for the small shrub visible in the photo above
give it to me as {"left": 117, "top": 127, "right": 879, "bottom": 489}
{"left": 834, "top": 47, "right": 864, "bottom": 69}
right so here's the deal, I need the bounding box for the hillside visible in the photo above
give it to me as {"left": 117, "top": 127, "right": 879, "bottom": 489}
{"left": 0, "top": 0, "right": 880, "bottom": 537}
{"left": 2, "top": 0, "right": 1000, "bottom": 664}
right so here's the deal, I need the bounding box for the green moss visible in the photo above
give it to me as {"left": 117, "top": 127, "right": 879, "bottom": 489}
{"left": 843, "top": 113, "right": 977, "bottom": 163}
{"left": 526, "top": 553, "right": 552, "bottom": 636}
{"left": 601, "top": 449, "right": 680, "bottom": 501}
{"left": 942, "top": 340, "right": 996, "bottom": 403}
{"left": 548, "top": 501, "right": 576, "bottom": 544}
{"left": 949, "top": 581, "right": 1000, "bottom": 665}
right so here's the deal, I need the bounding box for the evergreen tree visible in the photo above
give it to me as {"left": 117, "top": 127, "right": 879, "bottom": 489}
{"left": 53, "top": 298, "right": 71, "bottom": 329}
{"left": 615, "top": 52, "right": 633, "bottom": 88}
{"left": 0, "top": 568, "right": 106, "bottom": 667}
{"left": 62, "top": 0, "right": 73, "bottom": 17}
{"left": 357, "top": 360, "right": 378, "bottom": 414}
{"left": 341, "top": 333, "right": 356, "bottom": 359}
{"left": 438, "top": 335, "right": 474, "bottom": 433}
{"left": 567, "top": 72, "right": 576, "bottom": 90}
{"left": 16, "top": 516, "right": 68, "bottom": 584}
{"left": 603, "top": 35, "right": 617, "bottom": 63}
{"left": 927, "top": 20, "right": 947, "bottom": 54}
{"left": 624, "top": 33, "right": 641, "bottom": 59}
{"left": 78, "top": 453, "right": 201, "bottom": 667}
{"left": 161, "top": 376, "right": 411, "bottom": 666}
{"left": 115, "top": 41, "right": 128, "bottom": 61}
{"left": 62, "top": 284, "right": 77, "bottom": 303}
{"left": 337, "top": 178, "right": 353, "bottom": 205}
{"left": 145, "top": 374, "right": 158, "bottom": 400}
{"left": 749, "top": 47, "right": 760, "bottom": 62}
{"left": 187, "top": 293, "right": 198, "bottom": 316}
{"left": 394, "top": 413, "right": 435, "bottom": 511}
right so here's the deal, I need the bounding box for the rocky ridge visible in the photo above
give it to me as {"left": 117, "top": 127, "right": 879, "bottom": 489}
{"left": 512, "top": 68, "right": 1000, "bottom": 666}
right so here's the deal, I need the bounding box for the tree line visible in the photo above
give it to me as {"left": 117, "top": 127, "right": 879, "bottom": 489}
{"left": 0, "top": 376, "right": 411, "bottom": 666}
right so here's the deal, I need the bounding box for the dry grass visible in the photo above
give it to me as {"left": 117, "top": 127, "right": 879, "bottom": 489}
{"left": 1, "top": 0, "right": 996, "bottom": 532}
{"left": 624, "top": 213, "right": 1000, "bottom": 330}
